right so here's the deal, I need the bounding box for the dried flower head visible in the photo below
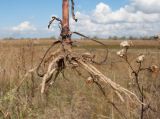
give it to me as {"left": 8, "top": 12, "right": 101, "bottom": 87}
{"left": 86, "top": 77, "right": 93, "bottom": 84}
{"left": 150, "top": 65, "right": 159, "bottom": 73}
{"left": 136, "top": 55, "right": 145, "bottom": 63}
{"left": 117, "top": 49, "right": 126, "bottom": 57}
{"left": 154, "top": 34, "right": 160, "bottom": 40}
{"left": 120, "top": 41, "right": 133, "bottom": 48}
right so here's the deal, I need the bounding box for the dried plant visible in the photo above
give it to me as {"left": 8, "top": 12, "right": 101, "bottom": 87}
{"left": 117, "top": 40, "right": 158, "bottom": 119}
{"left": 30, "top": 0, "right": 141, "bottom": 104}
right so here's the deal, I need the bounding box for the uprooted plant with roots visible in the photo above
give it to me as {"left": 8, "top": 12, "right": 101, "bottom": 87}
{"left": 23, "top": 0, "right": 144, "bottom": 106}
{"left": 31, "top": 0, "right": 142, "bottom": 103}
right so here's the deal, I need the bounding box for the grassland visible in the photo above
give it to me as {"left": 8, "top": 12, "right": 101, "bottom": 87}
{"left": 0, "top": 39, "right": 160, "bottom": 119}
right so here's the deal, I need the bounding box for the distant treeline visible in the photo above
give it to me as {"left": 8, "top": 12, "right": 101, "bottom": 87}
{"left": 106, "top": 36, "right": 157, "bottom": 40}
{"left": 82, "top": 36, "right": 158, "bottom": 40}
{"left": 1, "top": 37, "right": 56, "bottom": 41}
{"left": 1, "top": 36, "right": 158, "bottom": 40}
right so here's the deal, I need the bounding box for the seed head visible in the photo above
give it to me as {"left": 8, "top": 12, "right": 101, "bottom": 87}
{"left": 150, "top": 65, "right": 159, "bottom": 73}
{"left": 86, "top": 77, "right": 93, "bottom": 84}
{"left": 120, "top": 41, "right": 133, "bottom": 48}
{"left": 117, "top": 49, "right": 126, "bottom": 57}
{"left": 136, "top": 55, "right": 145, "bottom": 63}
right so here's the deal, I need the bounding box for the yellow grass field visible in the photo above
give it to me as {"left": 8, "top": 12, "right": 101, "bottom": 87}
{"left": 0, "top": 39, "right": 160, "bottom": 119}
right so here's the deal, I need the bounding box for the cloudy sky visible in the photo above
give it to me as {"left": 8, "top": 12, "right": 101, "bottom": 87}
{"left": 0, "top": 0, "right": 160, "bottom": 38}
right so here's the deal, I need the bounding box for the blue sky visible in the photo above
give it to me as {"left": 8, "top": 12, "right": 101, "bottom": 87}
{"left": 0, "top": 0, "right": 128, "bottom": 27}
{"left": 0, "top": 0, "right": 160, "bottom": 38}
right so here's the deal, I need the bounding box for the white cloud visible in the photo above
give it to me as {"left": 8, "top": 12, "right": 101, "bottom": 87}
{"left": 12, "top": 21, "right": 37, "bottom": 32}
{"left": 10, "top": 21, "right": 58, "bottom": 38}
{"left": 71, "top": 1, "right": 160, "bottom": 38}
{"left": 94, "top": 2, "right": 111, "bottom": 14}
{"left": 93, "top": 7, "right": 160, "bottom": 24}
{"left": 1, "top": 1, "right": 160, "bottom": 38}
{"left": 132, "top": 0, "right": 160, "bottom": 13}
{"left": 0, "top": 21, "right": 57, "bottom": 38}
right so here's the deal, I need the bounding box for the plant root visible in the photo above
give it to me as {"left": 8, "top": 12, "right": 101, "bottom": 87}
{"left": 38, "top": 47, "right": 143, "bottom": 105}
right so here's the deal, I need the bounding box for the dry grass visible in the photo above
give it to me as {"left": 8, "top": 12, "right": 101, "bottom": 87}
{"left": 0, "top": 39, "right": 160, "bottom": 119}
{"left": 0, "top": 39, "right": 159, "bottom": 48}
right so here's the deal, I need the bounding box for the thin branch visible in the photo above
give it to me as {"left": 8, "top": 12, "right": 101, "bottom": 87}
{"left": 107, "top": 100, "right": 128, "bottom": 119}
{"left": 16, "top": 68, "right": 36, "bottom": 91}
{"left": 71, "top": 0, "right": 78, "bottom": 22}
{"left": 48, "top": 16, "right": 62, "bottom": 29}
{"left": 36, "top": 41, "right": 61, "bottom": 77}
{"left": 93, "top": 79, "right": 106, "bottom": 96}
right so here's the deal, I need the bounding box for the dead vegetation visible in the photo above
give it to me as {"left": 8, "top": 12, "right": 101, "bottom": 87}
{"left": 0, "top": 40, "right": 159, "bottom": 119}
{"left": 0, "top": 0, "right": 160, "bottom": 118}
